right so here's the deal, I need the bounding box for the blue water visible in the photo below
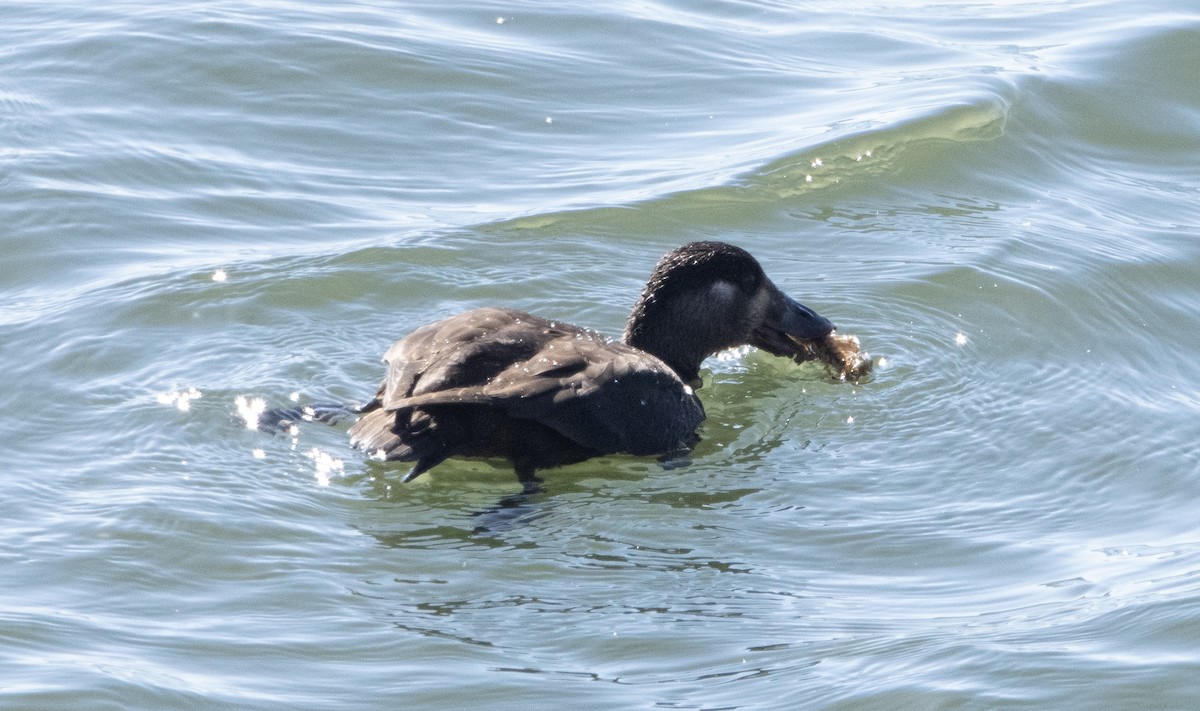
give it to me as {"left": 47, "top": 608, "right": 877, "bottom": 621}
{"left": 3, "top": 2, "right": 1200, "bottom": 709}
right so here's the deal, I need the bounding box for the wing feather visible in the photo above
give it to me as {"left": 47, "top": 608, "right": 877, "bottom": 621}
{"left": 350, "top": 306, "right": 703, "bottom": 460}
{"left": 376, "top": 333, "right": 703, "bottom": 456}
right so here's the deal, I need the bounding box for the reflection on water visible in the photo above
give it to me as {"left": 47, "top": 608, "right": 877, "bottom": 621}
{"left": 4, "top": 1, "right": 1200, "bottom": 709}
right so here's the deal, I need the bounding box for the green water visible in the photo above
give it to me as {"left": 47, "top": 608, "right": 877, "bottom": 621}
{"left": 3, "top": 2, "right": 1200, "bottom": 709}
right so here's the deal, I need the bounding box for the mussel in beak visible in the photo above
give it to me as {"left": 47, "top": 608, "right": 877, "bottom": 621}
{"left": 786, "top": 331, "right": 873, "bottom": 382}
{"left": 749, "top": 284, "right": 871, "bottom": 381}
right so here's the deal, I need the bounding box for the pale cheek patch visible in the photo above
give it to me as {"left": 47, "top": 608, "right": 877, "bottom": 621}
{"left": 707, "top": 280, "right": 739, "bottom": 303}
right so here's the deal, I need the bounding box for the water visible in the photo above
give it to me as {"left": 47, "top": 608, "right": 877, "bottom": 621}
{"left": 3, "top": 1, "right": 1200, "bottom": 708}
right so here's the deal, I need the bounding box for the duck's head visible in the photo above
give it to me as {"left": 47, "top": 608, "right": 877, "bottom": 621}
{"left": 623, "top": 241, "right": 835, "bottom": 387}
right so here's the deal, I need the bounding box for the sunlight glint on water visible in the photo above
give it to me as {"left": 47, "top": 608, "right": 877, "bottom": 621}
{"left": 2, "top": 1, "right": 1199, "bottom": 709}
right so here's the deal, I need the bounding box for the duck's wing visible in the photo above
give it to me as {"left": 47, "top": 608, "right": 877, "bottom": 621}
{"left": 368, "top": 307, "right": 558, "bottom": 408}
{"left": 377, "top": 334, "right": 705, "bottom": 457}
{"left": 349, "top": 307, "right": 597, "bottom": 458}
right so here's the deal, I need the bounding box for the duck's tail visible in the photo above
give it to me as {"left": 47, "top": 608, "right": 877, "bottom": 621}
{"left": 255, "top": 402, "right": 361, "bottom": 434}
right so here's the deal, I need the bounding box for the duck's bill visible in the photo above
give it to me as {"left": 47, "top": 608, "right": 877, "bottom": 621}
{"left": 749, "top": 289, "right": 872, "bottom": 382}
{"left": 751, "top": 291, "right": 834, "bottom": 356}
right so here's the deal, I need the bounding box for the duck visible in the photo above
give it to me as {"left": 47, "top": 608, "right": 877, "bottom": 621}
{"left": 342, "top": 241, "right": 842, "bottom": 490}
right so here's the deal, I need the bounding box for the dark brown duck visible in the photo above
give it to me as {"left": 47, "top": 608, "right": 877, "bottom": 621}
{"left": 339, "top": 241, "right": 864, "bottom": 489}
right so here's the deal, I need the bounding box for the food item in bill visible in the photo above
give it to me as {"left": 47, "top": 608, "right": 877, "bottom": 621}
{"left": 789, "top": 332, "right": 872, "bottom": 381}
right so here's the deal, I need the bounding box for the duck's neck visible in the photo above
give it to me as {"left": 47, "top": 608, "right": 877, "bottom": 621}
{"left": 623, "top": 299, "right": 708, "bottom": 390}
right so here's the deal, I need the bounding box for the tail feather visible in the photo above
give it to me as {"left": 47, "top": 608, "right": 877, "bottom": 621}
{"left": 261, "top": 396, "right": 484, "bottom": 485}
{"left": 346, "top": 407, "right": 404, "bottom": 456}
{"left": 257, "top": 402, "right": 359, "bottom": 434}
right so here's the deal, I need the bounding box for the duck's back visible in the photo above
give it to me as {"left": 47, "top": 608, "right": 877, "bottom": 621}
{"left": 348, "top": 307, "right": 704, "bottom": 480}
